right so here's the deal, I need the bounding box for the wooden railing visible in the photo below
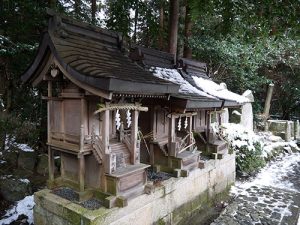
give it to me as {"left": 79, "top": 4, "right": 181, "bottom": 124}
{"left": 120, "top": 125, "right": 132, "bottom": 150}
{"left": 177, "top": 132, "right": 196, "bottom": 155}
{"left": 89, "top": 125, "right": 105, "bottom": 164}
{"left": 51, "top": 131, "right": 80, "bottom": 145}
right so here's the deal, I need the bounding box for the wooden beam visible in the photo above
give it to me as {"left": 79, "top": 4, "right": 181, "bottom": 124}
{"left": 102, "top": 107, "right": 110, "bottom": 154}
{"left": 94, "top": 103, "right": 148, "bottom": 114}
{"left": 131, "top": 110, "right": 139, "bottom": 164}
{"left": 48, "top": 146, "right": 54, "bottom": 181}
{"left": 78, "top": 154, "right": 85, "bottom": 192}
{"left": 54, "top": 59, "right": 112, "bottom": 100}
{"left": 47, "top": 81, "right": 52, "bottom": 143}
{"left": 168, "top": 114, "right": 176, "bottom": 156}
{"left": 32, "top": 54, "right": 54, "bottom": 87}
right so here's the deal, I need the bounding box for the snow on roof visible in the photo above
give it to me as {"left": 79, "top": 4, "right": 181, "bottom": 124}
{"left": 192, "top": 76, "right": 249, "bottom": 103}
{"left": 150, "top": 67, "right": 216, "bottom": 99}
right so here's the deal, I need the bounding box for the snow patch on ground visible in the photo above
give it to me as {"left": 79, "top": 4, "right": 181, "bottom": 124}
{"left": 0, "top": 195, "right": 35, "bottom": 225}
{"left": 5, "top": 136, "right": 34, "bottom": 152}
{"left": 19, "top": 178, "right": 30, "bottom": 184}
{"left": 150, "top": 67, "right": 216, "bottom": 98}
{"left": 233, "top": 152, "right": 300, "bottom": 192}
{"left": 192, "top": 76, "right": 249, "bottom": 103}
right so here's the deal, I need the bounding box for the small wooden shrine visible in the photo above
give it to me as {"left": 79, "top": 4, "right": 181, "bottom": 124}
{"left": 129, "top": 46, "right": 248, "bottom": 173}
{"left": 22, "top": 11, "right": 248, "bottom": 207}
{"left": 21, "top": 11, "right": 179, "bottom": 206}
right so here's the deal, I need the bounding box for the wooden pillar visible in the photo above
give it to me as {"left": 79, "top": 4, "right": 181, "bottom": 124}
{"left": 102, "top": 108, "right": 110, "bottom": 154}
{"left": 81, "top": 98, "right": 88, "bottom": 135}
{"left": 60, "top": 152, "right": 65, "bottom": 178}
{"left": 47, "top": 81, "right": 55, "bottom": 181}
{"left": 131, "top": 110, "right": 139, "bottom": 164}
{"left": 48, "top": 146, "right": 55, "bottom": 181}
{"left": 61, "top": 101, "right": 65, "bottom": 142}
{"left": 78, "top": 154, "right": 85, "bottom": 192}
{"left": 206, "top": 111, "right": 211, "bottom": 143}
{"left": 168, "top": 114, "right": 176, "bottom": 156}
{"left": 189, "top": 116, "right": 193, "bottom": 149}
{"left": 152, "top": 107, "right": 157, "bottom": 140}
{"left": 47, "top": 81, "right": 52, "bottom": 143}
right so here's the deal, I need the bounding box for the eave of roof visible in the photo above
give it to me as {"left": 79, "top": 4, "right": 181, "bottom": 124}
{"left": 21, "top": 12, "right": 180, "bottom": 96}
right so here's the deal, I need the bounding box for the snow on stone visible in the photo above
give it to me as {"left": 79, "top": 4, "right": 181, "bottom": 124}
{"left": 150, "top": 67, "right": 216, "bottom": 99}
{"left": 232, "top": 110, "right": 241, "bottom": 116}
{"left": 19, "top": 178, "right": 30, "bottom": 184}
{"left": 0, "top": 160, "right": 6, "bottom": 164}
{"left": 220, "top": 123, "right": 260, "bottom": 152}
{"left": 16, "top": 143, "right": 34, "bottom": 152}
{"left": 192, "top": 76, "right": 249, "bottom": 103}
{"left": 0, "top": 195, "right": 34, "bottom": 225}
{"left": 5, "top": 136, "right": 34, "bottom": 152}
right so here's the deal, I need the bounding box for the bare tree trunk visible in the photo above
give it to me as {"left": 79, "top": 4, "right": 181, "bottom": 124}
{"left": 183, "top": 0, "right": 192, "bottom": 58}
{"left": 91, "top": 0, "right": 96, "bottom": 24}
{"left": 133, "top": 0, "right": 138, "bottom": 43}
{"left": 48, "top": 0, "right": 56, "bottom": 9}
{"left": 168, "top": 0, "right": 179, "bottom": 56}
{"left": 74, "top": 0, "right": 80, "bottom": 17}
{"left": 158, "top": 2, "right": 164, "bottom": 50}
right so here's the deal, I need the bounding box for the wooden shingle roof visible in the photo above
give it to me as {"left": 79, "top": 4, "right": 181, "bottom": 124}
{"left": 21, "top": 10, "right": 179, "bottom": 96}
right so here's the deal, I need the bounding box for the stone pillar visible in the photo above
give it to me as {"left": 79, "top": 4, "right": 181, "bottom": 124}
{"left": 294, "top": 120, "right": 299, "bottom": 139}
{"left": 131, "top": 110, "right": 139, "bottom": 164}
{"left": 168, "top": 114, "right": 176, "bottom": 157}
{"left": 263, "top": 84, "right": 274, "bottom": 123}
{"left": 285, "top": 121, "right": 291, "bottom": 142}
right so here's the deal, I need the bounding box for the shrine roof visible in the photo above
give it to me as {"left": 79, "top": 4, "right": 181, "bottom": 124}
{"left": 21, "top": 10, "right": 179, "bottom": 96}
{"left": 130, "top": 45, "right": 248, "bottom": 106}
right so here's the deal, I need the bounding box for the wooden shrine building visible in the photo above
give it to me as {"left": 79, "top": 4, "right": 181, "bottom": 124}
{"left": 22, "top": 11, "right": 248, "bottom": 207}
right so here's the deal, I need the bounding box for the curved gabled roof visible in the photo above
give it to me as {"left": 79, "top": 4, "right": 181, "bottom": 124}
{"left": 21, "top": 11, "right": 179, "bottom": 96}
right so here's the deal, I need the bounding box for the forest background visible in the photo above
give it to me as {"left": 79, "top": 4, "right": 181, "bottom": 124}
{"left": 0, "top": 0, "right": 299, "bottom": 152}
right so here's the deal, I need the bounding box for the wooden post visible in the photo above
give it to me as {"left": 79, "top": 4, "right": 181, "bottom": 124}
{"left": 78, "top": 154, "right": 85, "bottom": 192}
{"left": 263, "top": 83, "right": 274, "bottom": 123}
{"left": 60, "top": 152, "right": 65, "bottom": 178}
{"left": 80, "top": 125, "right": 84, "bottom": 152}
{"left": 47, "top": 81, "right": 54, "bottom": 182}
{"left": 189, "top": 116, "right": 193, "bottom": 150}
{"left": 206, "top": 111, "right": 211, "bottom": 143}
{"left": 168, "top": 114, "right": 176, "bottom": 156}
{"left": 81, "top": 98, "right": 88, "bottom": 136}
{"left": 102, "top": 108, "right": 110, "bottom": 154}
{"left": 131, "top": 110, "right": 139, "bottom": 164}
{"left": 48, "top": 146, "right": 54, "bottom": 181}
{"left": 47, "top": 81, "right": 52, "bottom": 143}
{"left": 61, "top": 101, "right": 65, "bottom": 142}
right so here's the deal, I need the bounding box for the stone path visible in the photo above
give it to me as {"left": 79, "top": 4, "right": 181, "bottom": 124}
{"left": 211, "top": 153, "right": 300, "bottom": 225}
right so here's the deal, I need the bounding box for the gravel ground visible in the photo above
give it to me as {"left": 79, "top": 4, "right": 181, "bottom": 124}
{"left": 52, "top": 187, "right": 103, "bottom": 210}
{"left": 146, "top": 168, "right": 173, "bottom": 183}
{"left": 80, "top": 199, "right": 103, "bottom": 210}
{"left": 52, "top": 187, "right": 79, "bottom": 202}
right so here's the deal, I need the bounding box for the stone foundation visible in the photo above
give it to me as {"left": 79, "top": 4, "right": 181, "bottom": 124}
{"left": 34, "top": 154, "right": 235, "bottom": 225}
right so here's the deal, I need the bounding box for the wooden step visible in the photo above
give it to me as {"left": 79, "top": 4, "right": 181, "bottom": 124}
{"left": 110, "top": 142, "right": 131, "bottom": 167}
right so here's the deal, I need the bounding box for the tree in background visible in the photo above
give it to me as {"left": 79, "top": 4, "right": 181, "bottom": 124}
{"left": 0, "top": 0, "right": 299, "bottom": 154}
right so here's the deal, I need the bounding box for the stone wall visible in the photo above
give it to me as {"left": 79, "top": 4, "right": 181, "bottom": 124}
{"left": 34, "top": 154, "right": 235, "bottom": 225}
{"left": 267, "top": 120, "right": 300, "bottom": 141}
